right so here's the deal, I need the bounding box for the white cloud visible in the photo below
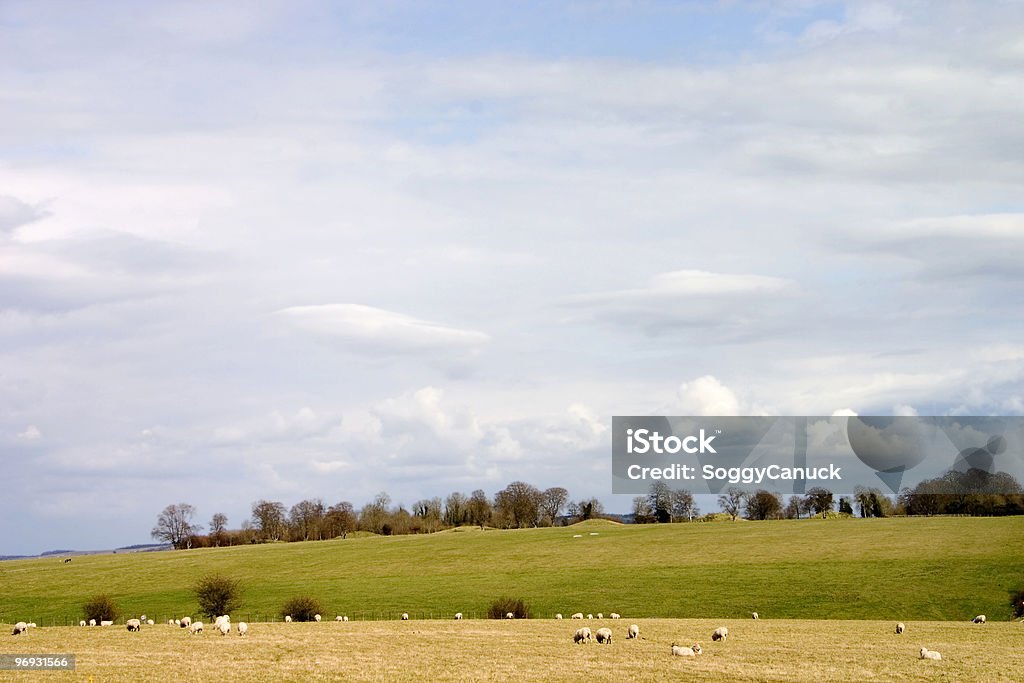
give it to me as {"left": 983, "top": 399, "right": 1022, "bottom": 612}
{"left": 675, "top": 376, "right": 742, "bottom": 416}
{"left": 17, "top": 424, "right": 42, "bottom": 440}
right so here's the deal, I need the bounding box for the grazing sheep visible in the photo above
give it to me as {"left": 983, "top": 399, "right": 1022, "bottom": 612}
{"left": 12, "top": 621, "right": 28, "bottom": 635}
{"left": 586, "top": 614, "right": 594, "bottom": 620}
{"left": 80, "top": 620, "right": 87, "bottom": 627}
{"left": 627, "top": 624, "right": 639, "bottom": 639}
{"left": 342, "top": 616, "right": 349, "bottom": 622}
{"left": 126, "top": 619, "right": 141, "bottom": 632}
{"left": 920, "top": 647, "right": 942, "bottom": 660}
{"left": 973, "top": 615, "right": 986, "bottom": 624}
{"left": 571, "top": 613, "right": 584, "bottom": 620}
{"left": 100, "top": 620, "right": 113, "bottom": 627}
{"left": 573, "top": 627, "right": 593, "bottom": 644}
{"left": 216, "top": 621, "right": 230, "bottom": 636}
{"left": 597, "top": 613, "right": 603, "bottom": 619}
{"left": 506, "top": 612, "right": 514, "bottom": 620}
{"left": 89, "top": 619, "right": 96, "bottom": 627}
{"left": 595, "top": 627, "right": 613, "bottom": 644}
{"left": 671, "top": 643, "right": 703, "bottom": 657}
{"left": 896, "top": 622, "right": 905, "bottom": 635}
{"left": 752, "top": 612, "right": 759, "bottom": 620}
{"left": 238, "top": 622, "right": 248, "bottom": 636}
{"left": 573, "top": 534, "right": 583, "bottom": 538}
{"left": 147, "top": 619, "right": 154, "bottom": 626}
{"left": 174, "top": 619, "right": 180, "bottom": 627}
{"left": 336, "top": 616, "right": 344, "bottom": 621}
{"left": 454, "top": 613, "right": 463, "bottom": 620}
{"left": 214, "top": 615, "right": 230, "bottom": 628}
{"left": 711, "top": 626, "right": 729, "bottom": 642}
{"left": 314, "top": 614, "right": 322, "bottom": 622}
{"left": 555, "top": 614, "right": 563, "bottom": 620}
{"left": 180, "top": 617, "right": 192, "bottom": 628}
{"left": 610, "top": 613, "right": 620, "bottom": 619}
{"left": 27, "top": 623, "right": 36, "bottom": 628}
{"left": 188, "top": 621, "right": 204, "bottom": 635}
{"left": 401, "top": 613, "right": 409, "bottom": 621}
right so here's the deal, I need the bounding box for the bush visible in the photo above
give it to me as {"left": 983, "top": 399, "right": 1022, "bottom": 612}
{"left": 281, "top": 595, "right": 324, "bottom": 622}
{"left": 83, "top": 594, "right": 121, "bottom": 624}
{"left": 487, "top": 596, "right": 530, "bottom": 620}
{"left": 1012, "top": 588, "right": 1024, "bottom": 619}
{"left": 194, "top": 574, "right": 243, "bottom": 618}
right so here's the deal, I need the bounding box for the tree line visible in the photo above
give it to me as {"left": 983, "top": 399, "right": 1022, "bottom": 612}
{"left": 151, "top": 482, "right": 608, "bottom": 549}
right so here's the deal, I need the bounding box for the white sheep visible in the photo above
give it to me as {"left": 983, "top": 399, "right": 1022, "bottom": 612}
{"left": 174, "top": 619, "right": 180, "bottom": 627}
{"left": 596, "top": 613, "right": 603, "bottom": 619}
{"left": 671, "top": 642, "right": 703, "bottom": 656}
{"left": 238, "top": 622, "right": 248, "bottom": 636}
{"left": 188, "top": 621, "right": 204, "bottom": 634}
{"left": 89, "top": 619, "right": 97, "bottom": 627}
{"left": 973, "top": 615, "right": 986, "bottom": 624}
{"left": 586, "top": 614, "right": 593, "bottom": 620}
{"left": 100, "top": 620, "right": 113, "bottom": 627}
{"left": 342, "top": 616, "right": 349, "bottom": 622}
{"left": 336, "top": 616, "right": 344, "bottom": 621}
{"left": 11, "top": 621, "right": 28, "bottom": 635}
{"left": 555, "top": 614, "right": 563, "bottom": 620}
{"left": 180, "top": 617, "right": 192, "bottom": 628}
{"left": 711, "top": 626, "right": 729, "bottom": 642}
{"left": 285, "top": 616, "right": 292, "bottom": 623}
{"left": 920, "top": 647, "right": 941, "bottom": 660}
{"left": 27, "top": 623, "right": 36, "bottom": 628}
{"left": 570, "top": 613, "right": 583, "bottom": 620}
{"left": 401, "top": 613, "right": 409, "bottom": 621}
{"left": 609, "top": 613, "right": 620, "bottom": 619}
{"left": 314, "top": 614, "right": 322, "bottom": 622}
{"left": 214, "top": 615, "right": 230, "bottom": 629}
{"left": 147, "top": 619, "right": 155, "bottom": 626}
{"left": 595, "top": 627, "right": 613, "bottom": 644}
{"left": 126, "top": 619, "right": 141, "bottom": 632}
{"left": 752, "top": 612, "right": 759, "bottom": 620}
{"left": 506, "top": 612, "right": 514, "bottom": 620}
{"left": 627, "top": 624, "right": 639, "bottom": 639}
{"left": 896, "top": 622, "right": 905, "bottom": 634}
{"left": 216, "top": 621, "right": 230, "bottom": 636}
{"left": 573, "top": 627, "right": 593, "bottom": 644}
{"left": 80, "top": 620, "right": 87, "bottom": 627}
{"left": 454, "top": 613, "right": 463, "bottom": 620}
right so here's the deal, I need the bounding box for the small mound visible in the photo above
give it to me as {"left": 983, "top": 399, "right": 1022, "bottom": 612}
{"left": 567, "top": 518, "right": 623, "bottom": 529}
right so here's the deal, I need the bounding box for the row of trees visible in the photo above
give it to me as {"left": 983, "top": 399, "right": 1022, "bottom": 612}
{"left": 152, "top": 482, "right": 610, "bottom": 549}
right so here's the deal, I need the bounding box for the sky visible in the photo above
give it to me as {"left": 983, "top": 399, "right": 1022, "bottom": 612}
{"left": 2, "top": 0, "right": 1024, "bottom": 555}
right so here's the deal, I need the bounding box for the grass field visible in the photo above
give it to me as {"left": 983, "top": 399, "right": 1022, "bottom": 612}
{"left": 2, "top": 517, "right": 1023, "bottom": 626}
{"left": 1, "top": 618, "right": 1021, "bottom": 682}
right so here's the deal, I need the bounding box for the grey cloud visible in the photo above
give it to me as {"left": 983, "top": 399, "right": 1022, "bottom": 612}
{"left": 0, "top": 195, "right": 49, "bottom": 233}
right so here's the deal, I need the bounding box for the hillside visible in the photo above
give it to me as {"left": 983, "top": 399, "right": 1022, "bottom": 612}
{"left": 2, "top": 517, "right": 1021, "bottom": 625}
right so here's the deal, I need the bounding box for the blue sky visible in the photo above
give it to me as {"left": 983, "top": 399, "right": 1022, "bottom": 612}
{"left": 2, "top": 1, "right": 1024, "bottom": 555}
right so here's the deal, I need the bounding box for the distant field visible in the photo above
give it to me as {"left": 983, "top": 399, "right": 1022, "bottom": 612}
{"left": 1, "top": 618, "right": 1021, "bottom": 682}
{"left": 2, "top": 517, "right": 1022, "bottom": 625}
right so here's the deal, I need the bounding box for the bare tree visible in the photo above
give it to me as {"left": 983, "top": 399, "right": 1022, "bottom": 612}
{"left": 467, "top": 489, "right": 492, "bottom": 529}
{"left": 717, "top": 487, "right": 747, "bottom": 521}
{"left": 444, "top": 492, "right": 468, "bottom": 527}
{"left": 324, "top": 501, "right": 357, "bottom": 539}
{"left": 209, "top": 513, "right": 228, "bottom": 547}
{"left": 632, "top": 495, "right": 654, "bottom": 523}
{"left": 152, "top": 503, "right": 202, "bottom": 549}
{"left": 540, "top": 487, "right": 569, "bottom": 526}
{"left": 744, "top": 490, "right": 782, "bottom": 520}
{"left": 648, "top": 481, "right": 674, "bottom": 523}
{"left": 494, "top": 481, "right": 542, "bottom": 528}
{"left": 251, "top": 500, "right": 287, "bottom": 541}
{"left": 803, "top": 487, "right": 834, "bottom": 517}
{"left": 359, "top": 492, "right": 391, "bottom": 534}
{"left": 289, "top": 499, "right": 325, "bottom": 541}
{"left": 671, "top": 490, "right": 698, "bottom": 521}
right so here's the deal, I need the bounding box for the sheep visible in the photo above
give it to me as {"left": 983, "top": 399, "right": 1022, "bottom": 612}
{"left": 752, "top": 612, "right": 759, "bottom": 620}
{"left": 126, "top": 619, "right": 141, "bottom": 632}
{"left": 627, "top": 624, "right": 639, "bottom": 639}
{"left": 336, "top": 616, "right": 344, "bottom": 622}
{"left": 610, "top": 613, "right": 620, "bottom": 619}
{"left": 216, "top": 621, "right": 230, "bottom": 636}
{"left": 401, "top": 613, "right": 409, "bottom": 621}
{"left": 100, "top": 620, "right": 113, "bottom": 627}
{"left": 12, "top": 621, "right": 28, "bottom": 635}
{"left": 973, "top": 615, "right": 986, "bottom": 624}
{"left": 555, "top": 614, "right": 563, "bottom": 620}
{"left": 314, "top": 614, "right": 322, "bottom": 622}
{"left": 214, "top": 615, "right": 230, "bottom": 628}
{"left": 920, "top": 647, "right": 942, "bottom": 660}
{"left": 597, "top": 613, "right": 604, "bottom": 619}
{"left": 27, "top": 623, "right": 36, "bottom": 628}
{"left": 671, "top": 643, "right": 703, "bottom": 657}
{"left": 89, "top": 619, "right": 96, "bottom": 627}
{"left": 711, "top": 626, "right": 729, "bottom": 642}
{"left": 573, "top": 627, "right": 593, "bottom": 644}
{"left": 570, "top": 613, "right": 584, "bottom": 620}
{"left": 506, "top": 612, "right": 514, "bottom": 620}
{"left": 238, "top": 622, "right": 248, "bottom": 636}
{"left": 595, "top": 627, "right": 613, "bottom": 644}
{"left": 285, "top": 616, "right": 292, "bottom": 623}
{"left": 147, "top": 619, "right": 155, "bottom": 626}
{"left": 454, "top": 613, "right": 463, "bottom": 620}
{"left": 188, "top": 621, "right": 204, "bottom": 635}
{"left": 174, "top": 619, "right": 181, "bottom": 627}
{"left": 586, "top": 614, "right": 594, "bottom": 620}
{"left": 342, "top": 616, "right": 349, "bottom": 622}
{"left": 896, "top": 622, "right": 905, "bottom": 635}
{"left": 80, "top": 620, "right": 87, "bottom": 627}
{"left": 180, "top": 617, "right": 192, "bottom": 628}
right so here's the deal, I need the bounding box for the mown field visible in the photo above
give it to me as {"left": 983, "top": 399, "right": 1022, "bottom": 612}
{"left": 1, "top": 618, "right": 1021, "bottom": 682}
{"left": 2, "top": 517, "right": 1023, "bottom": 626}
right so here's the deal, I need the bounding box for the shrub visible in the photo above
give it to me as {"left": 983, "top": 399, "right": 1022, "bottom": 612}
{"left": 1012, "top": 588, "right": 1024, "bottom": 619}
{"left": 487, "top": 596, "right": 530, "bottom": 620}
{"left": 281, "top": 595, "right": 324, "bottom": 622}
{"left": 194, "top": 574, "right": 243, "bottom": 619}
{"left": 83, "top": 594, "right": 121, "bottom": 624}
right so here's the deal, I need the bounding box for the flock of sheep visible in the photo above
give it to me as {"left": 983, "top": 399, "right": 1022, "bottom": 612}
{"left": 9, "top": 609, "right": 995, "bottom": 663}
